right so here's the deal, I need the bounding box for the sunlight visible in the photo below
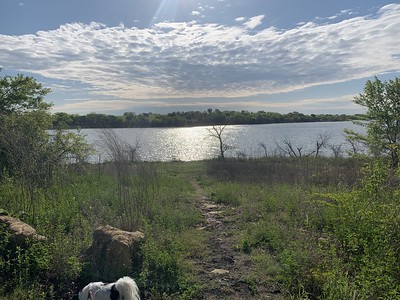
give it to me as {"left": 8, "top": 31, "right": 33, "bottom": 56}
{"left": 150, "top": 0, "right": 181, "bottom": 27}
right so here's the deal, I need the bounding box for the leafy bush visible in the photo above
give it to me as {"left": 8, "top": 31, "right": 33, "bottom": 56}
{"left": 313, "top": 160, "right": 400, "bottom": 298}
{"left": 138, "top": 234, "right": 185, "bottom": 296}
{"left": 0, "top": 221, "right": 85, "bottom": 299}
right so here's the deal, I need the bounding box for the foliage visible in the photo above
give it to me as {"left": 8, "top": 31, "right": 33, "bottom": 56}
{"left": 0, "top": 111, "right": 52, "bottom": 181}
{"left": 52, "top": 110, "right": 360, "bottom": 129}
{"left": 205, "top": 157, "right": 399, "bottom": 299}
{"left": 0, "top": 222, "right": 84, "bottom": 299}
{"left": 305, "top": 160, "right": 400, "bottom": 299}
{"left": 138, "top": 233, "right": 184, "bottom": 296}
{"left": 1, "top": 112, "right": 91, "bottom": 180}
{"left": 0, "top": 74, "right": 92, "bottom": 223}
{"left": 345, "top": 76, "right": 400, "bottom": 168}
{"left": 0, "top": 73, "right": 52, "bottom": 180}
{"left": 0, "top": 73, "right": 51, "bottom": 115}
{"left": 0, "top": 158, "right": 205, "bottom": 298}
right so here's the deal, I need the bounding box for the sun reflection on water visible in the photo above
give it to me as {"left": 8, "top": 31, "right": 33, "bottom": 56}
{"left": 81, "top": 122, "right": 363, "bottom": 162}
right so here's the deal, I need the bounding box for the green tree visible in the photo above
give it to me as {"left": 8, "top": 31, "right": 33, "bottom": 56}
{"left": 0, "top": 73, "right": 52, "bottom": 175}
{"left": 123, "top": 112, "right": 136, "bottom": 127}
{"left": 0, "top": 73, "right": 92, "bottom": 221}
{"left": 53, "top": 112, "right": 73, "bottom": 128}
{"left": 345, "top": 77, "right": 400, "bottom": 168}
{"left": 0, "top": 74, "right": 51, "bottom": 115}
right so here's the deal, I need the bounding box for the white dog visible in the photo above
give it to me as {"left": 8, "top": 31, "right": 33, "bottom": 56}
{"left": 78, "top": 276, "right": 140, "bottom": 300}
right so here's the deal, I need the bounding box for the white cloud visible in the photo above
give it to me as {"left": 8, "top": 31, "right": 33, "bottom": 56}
{"left": 0, "top": 4, "right": 399, "bottom": 106}
{"left": 243, "top": 15, "right": 264, "bottom": 29}
{"left": 53, "top": 93, "right": 359, "bottom": 114}
{"left": 317, "top": 8, "right": 358, "bottom": 23}
{"left": 340, "top": 9, "right": 353, "bottom": 14}
{"left": 235, "top": 17, "right": 246, "bottom": 22}
{"left": 191, "top": 10, "right": 201, "bottom": 16}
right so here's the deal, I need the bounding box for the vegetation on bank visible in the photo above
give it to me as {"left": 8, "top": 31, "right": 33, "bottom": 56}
{"left": 0, "top": 74, "right": 399, "bottom": 298}
{"left": 207, "top": 158, "right": 399, "bottom": 298}
{"left": 52, "top": 110, "right": 363, "bottom": 129}
{"left": 0, "top": 157, "right": 399, "bottom": 299}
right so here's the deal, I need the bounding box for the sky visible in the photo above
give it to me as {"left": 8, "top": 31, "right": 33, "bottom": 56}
{"left": 1, "top": 0, "right": 400, "bottom": 115}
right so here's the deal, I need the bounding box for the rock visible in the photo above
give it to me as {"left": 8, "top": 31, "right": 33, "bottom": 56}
{"left": 204, "top": 204, "right": 219, "bottom": 210}
{"left": 211, "top": 269, "right": 230, "bottom": 275}
{"left": 0, "top": 215, "right": 46, "bottom": 246}
{"left": 208, "top": 211, "right": 224, "bottom": 215}
{"left": 86, "top": 225, "right": 144, "bottom": 280}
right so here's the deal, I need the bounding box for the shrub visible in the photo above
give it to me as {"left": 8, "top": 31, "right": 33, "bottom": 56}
{"left": 314, "top": 160, "right": 400, "bottom": 298}
{"left": 138, "top": 231, "right": 192, "bottom": 297}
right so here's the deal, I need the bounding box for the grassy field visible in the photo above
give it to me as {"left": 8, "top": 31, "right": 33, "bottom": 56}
{"left": 0, "top": 157, "right": 399, "bottom": 299}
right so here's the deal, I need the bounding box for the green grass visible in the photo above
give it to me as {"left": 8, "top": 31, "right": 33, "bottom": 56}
{"left": 0, "top": 157, "right": 399, "bottom": 299}
{"left": 0, "top": 162, "right": 205, "bottom": 298}
{"left": 204, "top": 158, "right": 399, "bottom": 299}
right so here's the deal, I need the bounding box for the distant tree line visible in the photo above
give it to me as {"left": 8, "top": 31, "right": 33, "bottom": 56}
{"left": 53, "top": 109, "right": 364, "bottom": 129}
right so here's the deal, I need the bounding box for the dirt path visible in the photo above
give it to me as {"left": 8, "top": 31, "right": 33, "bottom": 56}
{"left": 190, "top": 179, "right": 283, "bottom": 299}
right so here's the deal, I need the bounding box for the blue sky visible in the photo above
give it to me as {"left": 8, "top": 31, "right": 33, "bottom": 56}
{"left": 1, "top": 0, "right": 399, "bottom": 115}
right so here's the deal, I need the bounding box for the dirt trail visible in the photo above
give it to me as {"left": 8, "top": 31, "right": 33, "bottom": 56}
{"left": 190, "top": 179, "right": 283, "bottom": 300}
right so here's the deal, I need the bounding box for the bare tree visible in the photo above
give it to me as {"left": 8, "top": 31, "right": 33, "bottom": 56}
{"left": 96, "top": 128, "right": 140, "bottom": 200}
{"left": 345, "top": 137, "right": 365, "bottom": 156}
{"left": 277, "top": 136, "right": 306, "bottom": 158}
{"left": 236, "top": 151, "right": 247, "bottom": 160}
{"left": 97, "top": 129, "right": 139, "bottom": 163}
{"left": 259, "top": 142, "right": 268, "bottom": 157}
{"left": 314, "top": 132, "right": 331, "bottom": 157}
{"left": 328, "top": 143, "right": 343, "bottom": 158}
{"left": 277, "top": 133, "right": 331, "bottom": 158}
{"left": 206, "top": 125, "right": 231, "bottom": 160}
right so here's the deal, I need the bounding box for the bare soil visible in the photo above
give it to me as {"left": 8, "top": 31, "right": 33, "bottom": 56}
{"left": 189, "top": 179, "right": 284, "bottom": 299}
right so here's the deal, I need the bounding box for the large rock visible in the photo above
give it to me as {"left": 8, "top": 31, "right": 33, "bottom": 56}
{"left": 87, "top": 225, "right": 144, "bottom": 280}
{"left": 0, "top": 215, "right": 46, "bottom": 246}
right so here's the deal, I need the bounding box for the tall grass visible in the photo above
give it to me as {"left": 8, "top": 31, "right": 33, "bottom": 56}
{"left": 205, "top": 157, "right": 399, "bottom": 299}
{"left": 1, "top": 156, "right": 398, "bottom": 299}
{"left": 0, "top": 161, "right": 203, "bottom": 298}
{"left": 206, "top": 156, "right": 363, "bottom": 186}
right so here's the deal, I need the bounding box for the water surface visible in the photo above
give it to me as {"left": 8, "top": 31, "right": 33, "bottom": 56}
{"left": 80, "top": 121, "right": 364, "bottom": 162}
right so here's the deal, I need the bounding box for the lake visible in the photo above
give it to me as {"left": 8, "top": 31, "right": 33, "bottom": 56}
{"left": 79, "top": 121, "right": 364, "bottom": 162}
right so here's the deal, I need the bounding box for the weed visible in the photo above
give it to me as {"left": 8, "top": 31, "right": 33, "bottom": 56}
{"left": 210, "top": 181, "right": 241, "bottom": 206}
